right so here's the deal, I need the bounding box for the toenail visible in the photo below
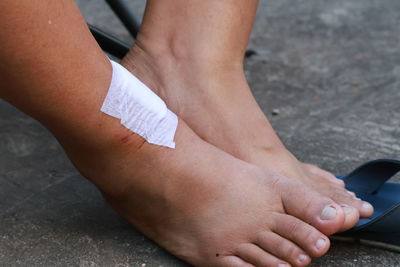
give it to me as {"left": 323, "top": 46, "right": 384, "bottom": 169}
{"left": 341, "top": 204, "right": 354, "bottom": 215}
{"left": 354, "top": 197, "right": 361, "bottom": 200}
{"left": 347, "top": 190, "right": 355, "bottom": 196}
{"left": 278, "top": 263, "right": 289, "bottom": 267}
{"left": 361, "top": 202, "right": 373, "bottom": 213}
{"left": 320, "top": 205, "right": 337, "bottom": 220}
{"left": 298, "top": 253, "right": 308, "bottom": 262}
{"left": 315, "top": 238, "right": 326, "bottom": 250}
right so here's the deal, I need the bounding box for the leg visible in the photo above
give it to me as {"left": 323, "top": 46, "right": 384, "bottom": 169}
{"left": 1, "top": 0, "right": 350, "bottom": 265}
{"left": 122, "top": 0, "right": 373, "bottom": 228}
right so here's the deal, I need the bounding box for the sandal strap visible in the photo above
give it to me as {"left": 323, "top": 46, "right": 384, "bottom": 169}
{"left": 343, "top": 159, "right": 400, "bottom": 194}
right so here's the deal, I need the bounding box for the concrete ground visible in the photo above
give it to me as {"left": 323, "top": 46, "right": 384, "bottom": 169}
{"left": 1, "top": 0, "right": 400, "bottom": 266}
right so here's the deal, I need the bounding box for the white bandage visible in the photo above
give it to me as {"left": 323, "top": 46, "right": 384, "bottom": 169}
{"left": 101, "top": 60, "right": 178, "bottom": 148}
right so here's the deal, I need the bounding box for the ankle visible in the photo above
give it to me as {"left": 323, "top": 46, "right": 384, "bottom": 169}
{"left": 122, "top": 35, "right": 245, "bottom": 86}
{"left": 139, "top": 27, "right": 245, "bottom": 64}
{"left": 121, "top": 44, "right": 248, "bottom": 118}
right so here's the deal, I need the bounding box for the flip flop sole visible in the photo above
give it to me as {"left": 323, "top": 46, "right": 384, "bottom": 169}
{"left": 334, "top": 160, "right": 400, "bottom": 251}
{"left": 331, "top": 233, "right": 400, "bottom": 253}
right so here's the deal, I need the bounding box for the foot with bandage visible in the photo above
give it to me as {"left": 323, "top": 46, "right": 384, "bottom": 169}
{"left": 0, "top": 0, "right": 369, "bottom": 266}
{"left": 121, "top": 45, "right": 373, "bottom": 232}
{"left": 68, "top": 61, "right": 351, "bottom": 267}
{"left": 119, "top": 0, "right": 374, "bottom": 235}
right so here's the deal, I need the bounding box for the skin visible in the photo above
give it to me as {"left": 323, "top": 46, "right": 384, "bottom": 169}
{"left": 0, "top": 0, "right": 367, "bottom": 266}
{"left": 122, "top": 0, "right": 374, "bottom": 232}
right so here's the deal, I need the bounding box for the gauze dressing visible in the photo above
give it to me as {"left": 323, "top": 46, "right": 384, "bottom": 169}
{"left": 101, "top": 60, "right": 178, "bottom": 148}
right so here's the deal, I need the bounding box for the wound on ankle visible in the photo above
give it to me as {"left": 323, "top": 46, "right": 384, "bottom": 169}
{"left": 101, "top": 60, "right": 178, "bottom": 148}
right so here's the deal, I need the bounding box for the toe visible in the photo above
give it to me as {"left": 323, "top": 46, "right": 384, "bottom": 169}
{"left": 322, "top": 189, "right": 360, "bottom": 230}
{"left": 235, "top": 243, "right": 290, "bottom": 267}
{"left": 359, "top": 201, "right": 374, "bottom": 217}
{"left": 279, "top": 179, "right": 345, "bottom": 235}
{"left": 219, "top": 256, "right": 255, "bottom": 267}
{"left": 339, "top": 204, "right": 360, "bottom": 231}
{"left": 256, "top": 230, "right": 311, "bottom": 266}
{"left": 346, "top": 190, "right": 356, "bottom": 198}
{"left": 303, "top": 163, "right": 374, "bottom": 219}
{"left": 271, "top": 213, "right": 330, "bottom": 258}
{"left": 329, "top": 188, "right": 373, "bottom": 219}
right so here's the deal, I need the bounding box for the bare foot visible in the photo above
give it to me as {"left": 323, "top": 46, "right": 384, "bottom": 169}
{"left": 58, "top": 104, "right": 350, "bottom": 266}
{"left": 121, "top": 44, "right": 373, "bottom": 231}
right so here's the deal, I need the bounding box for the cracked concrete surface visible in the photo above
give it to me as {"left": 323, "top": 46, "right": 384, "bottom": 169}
{"left": 1, "top": 0, "right": 399, "bottom": 266}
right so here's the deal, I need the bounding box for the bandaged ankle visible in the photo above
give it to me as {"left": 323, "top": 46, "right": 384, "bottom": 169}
{"left": 101, "top": 60, "right": 178, "bottom": 148}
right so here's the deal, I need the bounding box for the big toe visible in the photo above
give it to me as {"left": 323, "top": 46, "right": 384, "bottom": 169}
{"left": 323, "top": 185, "right": 373, "bottom": 226}
{"left": 304, "top": 163, "right": 373, "bottom": 220}
{"left": 279, "top": 178, "right": 347, "bottom": 235}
